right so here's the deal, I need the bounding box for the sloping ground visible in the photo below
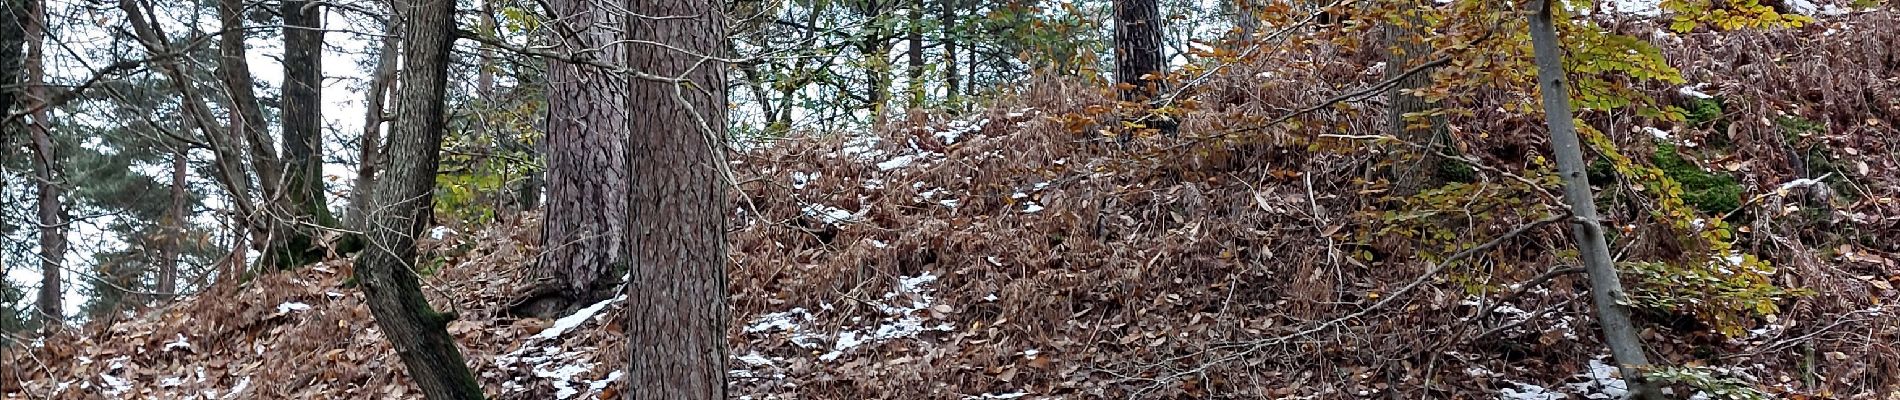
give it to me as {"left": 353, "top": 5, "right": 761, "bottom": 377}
{"left": 6, "top": 10, "right": 1900, "bottom": 400}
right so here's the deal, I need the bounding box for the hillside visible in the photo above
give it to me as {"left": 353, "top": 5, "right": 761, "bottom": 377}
{"left": 5, "top": 9, "right": 1900, "bottom": 400}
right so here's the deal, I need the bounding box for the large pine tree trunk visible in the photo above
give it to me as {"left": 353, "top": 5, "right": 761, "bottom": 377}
{"left": 625, "top": 0, "right": 731, "bottom": 394}
{"left": 531, "top": 0, "right": 632, "bottom": 313}
{"left": 352, "top": 0, "right": 485, "bottom": 397}
{"left": 24, "top": 0, "right": 64, "bottom": 332}
{"left": 1114, "top": 0, "right": 1165, "bottom": 101}
{"left": 1526, "top": 2, "right": 1662, "bottom": 399}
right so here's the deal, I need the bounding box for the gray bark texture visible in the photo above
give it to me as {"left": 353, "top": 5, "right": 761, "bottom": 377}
{"left": 623, "top": 0, "right": 731, "bottom": 394}
{"left": 24, "top": 0, "right": 64, "bottom": 332}
{"left": 1382, "top": 1, "right": 1448, "bottom": 195}
{"left": 1526, "top": 2, "right": 1664, "bottom": 399}
{"left": 352, "top": 0, "right": 485, "bottom": 397}
{"left": 535, "top": 0, "right": 632, "bottom": 311}
{"left": 346, "top": 16, "right": 402, "bottom": 231}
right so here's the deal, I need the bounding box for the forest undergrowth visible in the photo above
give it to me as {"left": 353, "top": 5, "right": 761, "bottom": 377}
{"left": 4, "top": 9, "right": 1898, "bottom": 400}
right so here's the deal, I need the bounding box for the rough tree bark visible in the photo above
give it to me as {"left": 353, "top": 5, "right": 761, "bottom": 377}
{"left": 352, "top": 0, "right": 485, "bottom": 397}
{"left": 523, "top": 0, "right": 633, "bottom": 316}
{"left": 624, "top": 0, "right": 731, "bottom": 394}
{"left": 1114, "top": 0, "right": 1165, "bottom": 101}
{"left": 24, "top": 0, "right": 64, "bottom": 332}
{"left": 345, "top": 16, "right": 402, "bottom": 231}
{"left": 1382, "top": 0, "right": 1448, "bottom": 195}
{"left": 268, "top": 0, "right": 333, "bottom": 269}
{"left": 1526, "top": 2, "right": 1663, "bottom": 399}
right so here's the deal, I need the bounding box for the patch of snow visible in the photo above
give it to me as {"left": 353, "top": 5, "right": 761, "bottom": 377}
{"left": 229, "top": 377, "right": 251, "bottom": 396}
{"left": 1678, "top": 83, "right": 1714, "bottom": 99}
{"left": 1500, "top": 381, "right": 1566, "bottom": 400}
{"left": 984, "top": 293, "right": 999, "bottom": 301}
{"left": 801, "top": 203, "right": 863, "bottom": 224}
{"left": 869, "top": 239, "right": 890, "bottom": 248}
{"left": 1643, "top": 127, "right": 1671, "bottom": 140}
{"left": 533, "top": 362, "right": 593, "bottom": 399}
{"left": 276, "top": 302, "right": 312, "bottom": 314}
{"left": 429, "top": 226, "right": 455, "bottom": 239}
{"left": 325, "top": 291, "right": 344, "bottom": 299}
{"left": 1775, "top": 174, "right": 1830, "bottom": 194}
{"left": 1011, "top": 192, "right": 1029, "bottom": 199}
{"left": 745, "top": 308, "right": 812, "bottom": 333}
{"left": 971, "top": 392, "right": 1031, "bottom": 399}
{"left": 1605, "top": 0, "right": 1661, "bottom": 17}
{"left": 939, "top": 199, "right": 960, "bottom": 208}
{"left": 159, "top": 376, "right": 183, "bottom": 387}
{"left": 100, "top": 373, "right": 132, "bottom": 396}
{"left": 589, "top": 370, "right": 622, "bottom": 392}
{"left": 862, "top": 178, "right": 885, "bottom": 190}
{"left": 536, "top": 294, "right": 625, "bottom": 340}
{"left": 1023, "top": 203, "right": 1045, "bottom": 213}
{"left": 792, "top": 171, "right": 817, "bottom": 190}
{"left": 163, "top": 333, "right": 191, "bottom": 351}
{"left": 878, "top": 154, "right": 919, "bottom": 171}
{"left": 1564, "top": 357, "right": 1631, "bottom": 399}
{"left": 737, "top": 352, "right": 777, "bottom": 367}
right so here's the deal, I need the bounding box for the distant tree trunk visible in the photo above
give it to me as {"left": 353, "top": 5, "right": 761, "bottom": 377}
{"left": 268, "top": 0, "right": 332, "bottom": 269}
{"left": 906, "top": 0, "right": 926, "bottom": 109}
{"left": 1526, "top": 2, "right": 1662, "bottom": 400}
{"left": 24, "top": 0, "right": 63, "bottom": 332}
{"left": 159, "top": 149, "right": 186, "bottom": 299}
{"left": 625, "top": 0, "right": 730, "bottom": 394}
{"left": 1228, "top": 0, "right": 1258, "bottom": 39}
{"left": 1114, "top": 0, "right": 1165, "bottom": 101}
{"left": 0, "top": 0, "right": 22, "bottom": 151}
{"left": 346, "top": 18, "right": 402, "bottom": 231}
{"left": 523, "top": 0, "right": 632, "bottom": 316}
{"left": 939, "top": 0, "right": 960, "bottom": 111}
{"left": 351, "top": 0, "right": 485, "bottom": 397}
{"left": 1381, "top": 0, "right": 1447, "bottom": 195}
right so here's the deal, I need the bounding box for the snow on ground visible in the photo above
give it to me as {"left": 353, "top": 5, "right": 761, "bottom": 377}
{"left": 742, "top": 273, "right": 956, "bottom": 363}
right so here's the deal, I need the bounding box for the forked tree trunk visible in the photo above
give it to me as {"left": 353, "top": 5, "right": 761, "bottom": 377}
{"left": 625, "top": 0, "right": 731, "bottom": 394}
{"left": 268, "top": 0, "right": 333, "bottom": 269}
{"left": 352, "top": 0, "right": 484, "bottom": 397}
{"left": 1526, "top": 2, "right": 1663, "bottom": 399}
{"left": 532, "top": 0, "right": 632, "bottom": 313}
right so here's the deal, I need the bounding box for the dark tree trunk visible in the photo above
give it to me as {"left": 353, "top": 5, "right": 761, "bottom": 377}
{"left": 625, "top": 0, "right": 731, "bottom": 394}
{"left": 352, "top": 0, "right": 485, "bottom": 397}
{"left": 215, "top": 0, "right": 280, "bottom": 197}
{"left": 527, "top": 0, "right": 632, "bottom": 315}
{"left": 0, "top": 0, "right": 22, "bottom": 151}
{"left": 906, "top": 0, "right": 925, "bottom": 109}
{"left": 1114, "top": 0, "right": 1165, "bottom": 101}
{"left": 1381, "top": 1, "right": 1447, "bottom": 195}
{"left": 1527, "top": 1, "right": 1662, "bottom": 399}
{"left": 346, "top": 17, "right": 402, "bottom": 231}
{"left": 268, "top": 0, "right": 332, "bottom": 269}
{"left": 24, "top": 0, "right": 63, "bottom": 333}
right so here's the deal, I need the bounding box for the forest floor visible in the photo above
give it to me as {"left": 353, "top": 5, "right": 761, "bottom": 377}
{"left": 6, "top": 9, "right": 1900, "bottom": 400}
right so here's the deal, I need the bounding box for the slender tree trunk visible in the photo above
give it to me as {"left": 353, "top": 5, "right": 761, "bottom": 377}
{"left": 906, "top": 0, "right": 926, "bottom": 109}
{"left": 159, "top": 149, "right": 186, "bottom": 300}
{"left": 526, "top": 0, "right": 632, "bottom": 315}
{"left": 346, "top": 18, "right": 402, "bottom": 231}
{"left": 1382, "top": 1, "right": 1447, "bottom": 195}
{"left": 24, "top": 0, "right": 63, "bottom": 333}
{"left": 1526, "top": 2, "right": 1662, "bottom": 399}
{"left": 352, "top": 0, "right": 484, "bottom": 397}
{"left": 215, "top": 0, "right": 280, "bottom": 196}
{"left": 939, "top": 0, "right": 960, "bottom": 111}
{"left": 0, "top": 0, "right": 23, "bottom": 152}
{"left": 625, "top": 0, "right": 731, "bottom": 394}
{"left": 268, "top": 0, "right": 332, "bottom": 269}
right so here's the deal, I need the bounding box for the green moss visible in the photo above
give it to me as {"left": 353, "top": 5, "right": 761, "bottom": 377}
{"left": 1435, "top": 157, "right": 1478, "bottom": 184}
{"left": 1684, "top": 97, "right": 1725, "bottom": 127}
{"left": 1652, "top": 143, "right": 1741, "bottom": 216}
